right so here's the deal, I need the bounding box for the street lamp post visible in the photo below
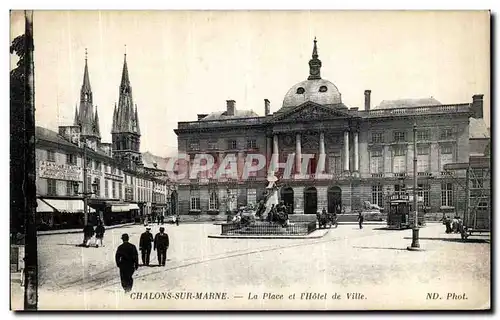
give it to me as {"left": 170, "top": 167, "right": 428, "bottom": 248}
{"left": 408, "top": 122, "right": 422, "bottom": 251}
{"left": 73, "top": 142, "right": 98, "bottom": 226}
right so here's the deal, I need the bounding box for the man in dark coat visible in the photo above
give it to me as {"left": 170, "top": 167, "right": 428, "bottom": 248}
{"left": 154, "top": 227, "right": 169, "bottom": 266}
{"left": 357, "top": 212, "right": 364, "bottom": 229}
{"left": 115, "top": 233, "right": 139, "bottom": 293}
{"left": 139, "top": 227, "right": 154, "bottom": 266}
{"left": 83, "top": 224, "right": 95, "bottom": 247}
{"left": 95, "top": 222, "right": 105, "bottom": 248}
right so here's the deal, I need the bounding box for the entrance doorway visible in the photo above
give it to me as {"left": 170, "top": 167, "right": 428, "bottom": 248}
{"left": 304, "top": 187, "right": 318, "bottom": 214}
{"left": 328, "top": 186, "right": 342, "bottom": 214}
{"left": 280, "top": 187, "right": 294, "bottom": 214}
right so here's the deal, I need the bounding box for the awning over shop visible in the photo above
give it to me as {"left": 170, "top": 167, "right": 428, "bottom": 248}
{"left": 37, "top": 199, "right": 54, "bottom": 213}
{"left": 129, "top": 204, "right": 139, "bottom": 210}
{"left": 111, "top": 204, "right": 132, "bottom": 212}
{"left": 41, "top": 199, "right": 95, "bottom": 213}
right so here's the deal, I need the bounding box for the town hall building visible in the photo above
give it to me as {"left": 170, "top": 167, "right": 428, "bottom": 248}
{"left": 174, "top": 39, "right": 487, "bottom": 217}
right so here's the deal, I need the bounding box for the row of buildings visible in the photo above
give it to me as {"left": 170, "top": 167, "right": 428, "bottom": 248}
{"left": 35, "top": 53, "right": 176, "bottom": 229}
{"left": 173, "top": 39, "right": 490, "bottom": 217}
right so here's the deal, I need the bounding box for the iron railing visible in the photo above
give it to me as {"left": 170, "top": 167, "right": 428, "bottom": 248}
{"left": 221, "top": 221, "right": 317, "bottom": 236}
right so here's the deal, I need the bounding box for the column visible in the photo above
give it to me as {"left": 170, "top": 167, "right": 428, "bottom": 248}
{"left": 272, "top": 134, "right": 279, "bottom": 172}
{"left": 295, "top": 133, "right": 302, "bottom": 174}
{"left": 344, "top": 130, "right": 350, "bottom": 171}
{"left": 354, "top": 131, "right": 359, "bottom": 172}
{"left": 319, "top": 132, "right": 326, "bottom": 173}
{"left": 266, "top": 136, "right": 272, "bottom": 170}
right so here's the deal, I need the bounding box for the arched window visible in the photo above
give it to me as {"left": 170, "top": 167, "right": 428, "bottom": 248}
{"left": 296, "top": 87, "right": 305, "bottom": 94}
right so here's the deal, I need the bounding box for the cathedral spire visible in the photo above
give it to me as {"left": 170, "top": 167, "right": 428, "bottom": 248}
{"left": 134, "top": 104, "right": 141, "bottom": 136}
{"left": 308, "top": 37, "right": 322, "bottom": 80}
{"left": 111, "top": 102, "right": 118, "bottom": 133}
{"left": 73, "top": 104, "right": 79, "bottom": 126}
{"left": 82, "top": 48, "right": 92, "bottom": 93}
{"left": 94, "top": 106, "right": 101, "bottom": 139}
{"left": 120, "top": 50, "right": 130, "bottom": 89}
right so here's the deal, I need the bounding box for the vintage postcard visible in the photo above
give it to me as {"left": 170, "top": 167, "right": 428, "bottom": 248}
{"left": 10, "top": 10, "right": 491, "bottom": 311}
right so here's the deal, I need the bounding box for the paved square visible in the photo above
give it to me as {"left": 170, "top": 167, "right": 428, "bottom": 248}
{"left": 35, "top": 223, "right": 490, "bottom": 310}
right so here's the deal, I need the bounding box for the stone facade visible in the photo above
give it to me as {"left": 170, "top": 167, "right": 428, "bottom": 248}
{"left": 173, "top": 40, "right": 486, "bottom": 217}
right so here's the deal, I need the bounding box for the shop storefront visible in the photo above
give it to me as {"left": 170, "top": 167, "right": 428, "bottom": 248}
{"left": 36, "top": 197, "right": 96, "bottom": 230}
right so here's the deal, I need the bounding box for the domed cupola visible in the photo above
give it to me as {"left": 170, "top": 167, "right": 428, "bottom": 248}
{"left": 279, "top": 38, "right": 342, "bottom": 112}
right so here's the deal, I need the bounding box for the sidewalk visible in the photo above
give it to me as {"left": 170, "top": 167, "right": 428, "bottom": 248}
{"left": 37, "top": 222, "right": 136, "bottom": 236}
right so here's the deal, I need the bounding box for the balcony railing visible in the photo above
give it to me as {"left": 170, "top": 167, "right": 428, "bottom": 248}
{"left": 417, "top": 172, "right": 432, "bottom": 176}
{"left": 371, "top": 173, "right": 384, "bottom": 178}
{"left": 365, "top": 103, "right": 470, "bottom": 118}
{"left": 393, "top": 172, "right": 407, "bottom": 178}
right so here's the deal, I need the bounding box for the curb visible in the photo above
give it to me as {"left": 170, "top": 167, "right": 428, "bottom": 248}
{"left": 208, "top": 230, "right": 330, "bottom": 240}
{"left": 37, "top": 222, "right": 136, "bottom": 236}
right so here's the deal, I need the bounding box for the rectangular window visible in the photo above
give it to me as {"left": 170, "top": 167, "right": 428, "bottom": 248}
{"left": 94, "top": 178, "right": 100, "bottom": 197}
{"left": 440, "top": 128, "right": 454, "bottom": 140}
{"left": 95, "top": 161, "right": 101, "bottom": 171}
{"left": 118, "top": 182, "right": 122, "bottom": 200}
{"left": 190, "top": 196, "right": 200, "bottom": 210}
{"left": 393, "top": 131, "right": 406, "bottom": 142}
{"left": 371, "top": 185, "right": 383, "bottom": 207}
{"left": 86, "top": 158, "right": 92, "bottom": 169}
{"left": 66, "top": 153, "right": 77, "bottom": 165}
{"left": 209, "top": 191, "right": 219, "bottom": 210}
{"left": 371, "top": 132, "right": 383, "bottom": 143}
{"left": 112, "top": 181, "right": 117, "bottom": 199}
{"left": 370, "top": 150, "right": 383, "bottom": 174}
{"left": 208, "top": 141, "right": 218, "bottom": 150}
{"left": 246, "top": 139, "right": 257, "bottom": 149}
{"left": 440, "top": 145, "right": 454, "bottom": 171}
{"left": 417, "top": 129, "right": 430, "bottom": 141}
{"left": 417, "top": 145, "right": 430, "bottom": 172}
{"left": 66, "top": 181, "right": 73, "bottom": 196}
{"left": 105, "top": 180, "right": 109, "bottom": 198}
{"left": 47, "top": 179, "right": 57, "bottom": 196}
{"left": 328, "top": 154, "right": 342, "bottom": 174}
{"left": 441, "top": 183, "right": 453, "bottom": 207}
{"left": 47, "top": 150, "right": 56, "bottom": 162}
{"left": 228, "top": 139, "right": 237, "bottom": 150}
{"left": 393, "top": 147, "right": 406, "bottom": 173}
{"left": 418, "top": 184, "right": 430, "bottom": 207}
{"left": 471, "top": 169, "right": 484, "bottom": 189}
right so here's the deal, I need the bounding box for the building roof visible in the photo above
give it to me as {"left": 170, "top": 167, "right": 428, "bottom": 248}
{"left": 280, "top": 78, "right": 342, "bottom": 111}
{"left": 142, "top": 151, "right": 170, "bottom": 170}
{"left": 375, "top": 97, "right": 442, "bottom": 109}
{"left": 469, "top": 118, "right": 490, "bottom": 139}
{"left": 200, "top": 109, "right": 259, "bottom": 121}
{"left": 36, "top": 126, "right": 110, "bottom": 158}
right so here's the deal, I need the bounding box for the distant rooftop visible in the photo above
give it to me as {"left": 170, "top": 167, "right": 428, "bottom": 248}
{"left": 142, "top": 151, "right": 170, "bottom": 171}
{"left": 200, "top": 109, "right": 260, "bottom": 121}
{"left": 375, "top": 97, "right": 442, "bottom": 109}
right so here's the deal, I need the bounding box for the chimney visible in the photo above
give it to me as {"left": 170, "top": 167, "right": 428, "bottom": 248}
{"left": 264, "top": 99, "right": 270, "bottom": 116}
{"left": 197, "top": 114, "right": 208, "bottom": 121}
{"left": 364, "top": 90, "right": 371, "bottom": 111}
{"left": 226, "top": 100, "right": 235, "bottom": 116}
{"left": 471, "top": 94, "right": 484, "bottom": 119}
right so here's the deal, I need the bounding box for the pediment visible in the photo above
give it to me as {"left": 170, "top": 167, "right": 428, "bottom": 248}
{"left": 271, "top": 102, "right": 351, "bottom": 123}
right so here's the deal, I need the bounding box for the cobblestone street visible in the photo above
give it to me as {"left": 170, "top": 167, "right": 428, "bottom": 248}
{"left": 35, "top": 222, "right": 490, "bottom": 310}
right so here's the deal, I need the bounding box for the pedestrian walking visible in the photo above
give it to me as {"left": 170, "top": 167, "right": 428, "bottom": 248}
{"left": 115, "top": 233, "right": 139, "bottom": 293}
{"left": 95, "top": 222, "right": 105, "bottom": 248}
{"left": 82, "top": 224, "right": 95, "bottom": 247}
{"left": 157, "top": 214, "right": 161, "bottom": 225}
{"left": 175, "top": 215, "right": 179, "bottom": 226}
{"left": 160, "top": 214, "right": 165, "bottom": 225}
{"left": 139, "top": 227, "right": 154, "bottom": 266}
{"left": 443, "top": 215, "right": 452, "bottom": 233}
{"left": 154, "top": 227, "right": 169, "bottom": 266}
{"left": 357, "top": 212, "right": 364, "bottom": 229}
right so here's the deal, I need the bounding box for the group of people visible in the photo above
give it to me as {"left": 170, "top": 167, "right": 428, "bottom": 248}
{"left": 115, "top": 226, "right": 170, "bottom": 293}
{"left": 82, "top": 220, "right": 106, "bottom": 248}
{"left": 442, "top": 215, "right": 463, "bottom": 234}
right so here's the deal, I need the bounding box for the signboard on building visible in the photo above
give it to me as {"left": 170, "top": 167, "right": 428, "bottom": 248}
{"left": 104, "top": 172, "right": 123, "bottom": 182}
{"left": 38, "top": 161, "right": 82, "bottom": 181}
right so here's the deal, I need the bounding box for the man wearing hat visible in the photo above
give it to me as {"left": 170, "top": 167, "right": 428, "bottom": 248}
{"left": 154, "top": 227, "right": 169, "bottom": 266}
{"left": 115, "top": 233, "right": 139, "bottom": 292}
{"left": 139, "top": 227, "right": 154, "bottom": 266}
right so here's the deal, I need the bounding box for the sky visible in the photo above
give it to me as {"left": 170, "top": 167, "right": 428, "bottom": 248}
{"left": 10, "top": 10, "right": 490, "bottom": 158}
